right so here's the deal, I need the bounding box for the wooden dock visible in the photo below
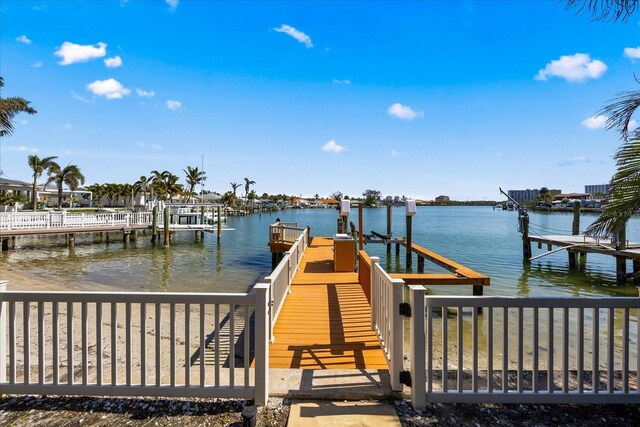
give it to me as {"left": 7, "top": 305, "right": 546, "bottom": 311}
{"left": 528, "top": 234, "right": 640, "bottom": 284}
{"left": 269, "top": 237, "right": 388, "bottom": 369}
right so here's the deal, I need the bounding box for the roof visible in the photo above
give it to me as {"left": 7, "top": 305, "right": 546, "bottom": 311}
{"left": 0, "top": 177, "right": 31, "bottom": 187}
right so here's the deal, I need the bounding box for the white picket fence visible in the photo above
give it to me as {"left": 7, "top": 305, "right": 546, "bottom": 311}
{"left": 0, "top": 211, "right": 159, "bottom": 230}
{"left": 405, "top": 287, "right": 640, "bottom": 408}
{"left": 0, "top": 281, "right": 270, "bottom": 405}
{"left": 263, "top": 228, "right": 309, "bottom": 341}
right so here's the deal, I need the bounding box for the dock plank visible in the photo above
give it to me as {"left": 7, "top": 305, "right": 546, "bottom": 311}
{"left": 269, "top": 237, "right": 387, "bottom": 370}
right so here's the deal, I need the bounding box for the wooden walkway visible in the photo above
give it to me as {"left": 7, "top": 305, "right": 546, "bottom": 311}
{"left": 269, "top": 237, "right": 388, "bottom": 370}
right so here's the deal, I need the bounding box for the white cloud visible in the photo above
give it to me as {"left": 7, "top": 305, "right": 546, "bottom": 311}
{"left": 19, "top": 120, "right": 28, "bottom": 125}
{"left": 151, "top": 144, "right": 164, "bottom": 151}
{"left": 8, "top": 145, "right": 38, "bottom": 153}
{"left": 55, "top": 41, "right": 107, "bottom": 65}
{"left": 558, "top": 155, "right": 590, "bottom": 167}
{"left": 166, "top": 0, "right": 179, "bottom": 11}
{"left": 535, "top": 53, "right": 607, "bottom": 82}
{"left": 86, "top": 78, "right": 131, "bottom": 99}
{"left": 387, "top": 103, "right": 424, "bottom": 120}
{"left": 166, "top": 100, "right": 182, "bottom": 110}
{"left": 64, "top": 123, "right": 72, "bottom": 130}
{"left": 71, "top": 91, "right": 90, "bottom": 103}
{"left": 629, "top": 119, "right": 639, "bottom": 131}
{"left": 391, "top": 149, "right": 402, "bottom": 157}
{"left": 496, "top": 151, "right": 505, "bottom": 158}
{"left": 104, "top": 55, "right": 123, "bottom": 68}
{"left": 624, "top": 47, "right": 640, "bottom": 61}
{"left": 33, "top": 61, "right": 42, "bottom": 68}
{"left": 321, "top": 140, "right": 346, "bottom": 154}
{"left": 332, "top": 79, "right": 351, "bottom": 85}
{"left": 16, "top": 35, "right": 31, "bottom": 44}
{"left": 581, "top": 115, "right": 608, "bottom": 129}
{"left": 136, "top": 88, "right": 155, "bottom": 98}
{"left": 273, "top": 24, "right": 313, "bottom": 48}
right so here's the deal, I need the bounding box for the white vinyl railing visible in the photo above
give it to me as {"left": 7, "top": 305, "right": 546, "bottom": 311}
{"left": 264, "top": 228, "right": 309, "bottom": 342}
{"left": 268, "top": 222, "right": 305, "bottom": 244}
{"left": 0, "top": 211, "right": 162, "bottom": 231}
{"left": 406, "top": 287, "right": 640, "bottom": 408}
{"left": 0, "top": 281, "right": 270, "bottom": 405}
{"left": 370, "top": 256, "right": 405, "bottom": 391}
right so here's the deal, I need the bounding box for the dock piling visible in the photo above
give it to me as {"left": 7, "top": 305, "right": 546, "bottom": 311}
{"left": 163, "top": 206, "right": 170, "bottom": 247}
{"left": 616, "top": 256, "right": 627, "bottom": 284}
{"left": 1, "top": 238, "right": 9, "bottom": 251}
{"left": 406, "top": 214, "right": 413, "bottom": 269}
{"left": 217, "top": 206, "right": 222, "bottom": 242}
{"left": 633, "top": 260, "right": 640, "bottom": 285}
{"left": 386, "top": 205, "right": 392, "bottom": 254}
{"left": 572, "top": 203, "right": 580, "bottom": 236}
{"left": 520, "top": 209, "right": 531, "bottom": 259}
{"left": 358, "top": 203, "right": 364, "bottom": 251}
{"left": 151, "top": 206, "right": 158, "bottom": 242}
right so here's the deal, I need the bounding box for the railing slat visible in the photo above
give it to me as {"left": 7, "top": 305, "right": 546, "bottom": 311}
{"left": 38, "top": 301, "right": 45, "bottom": 385}
{"left": 472, "top": 303, "right": 478, "bottom": 393}
{"left": 111, "top": 303, "right": 117, "bottom": 386}
{"left": 607, "top": 307, "right": 614, "bottom": 393}
{"left": 622, "top": 308, "right": 629, "bottom": 394}
{"left": 200, "top": 303, "right": 205, "bottom": 388}
{"left": 24, "top": 302, "right": 31, "bottom": 385}
{"left": 457, "top": 306, "right": 463, "bottom": 393}
{"left": 533, "top": 307, "right": 539, "bottom": 393}
{"left": 155, "top": 303, "right": 161, "bottom": 387}
{"left": 215, "top": 304, "right": 220, "bottom": 387}
{"left": 503, "top": 307, "right": 508, "bottom": 393}
{"left": 97, "top": 302, "right": 102, "bottom": 386}
{"left": 9, "top": 301, "right": 16, "bottom": 384}
{"left": 548, "top": 307, "right": 554, "bottom": 393}
{"left": 230, "top": 304, "right": 235, "bottom": 388}
{"left": 487, "top": 306, "right": 493, "bottom": 393}
{"left": 442, "top": 306, "right": 448, "bottom": 393}
{"left": 82, "top": 302, "right": 88, "bottom": 386}
{"left": 427, "top": 300, "right": 433, "bottom": 394}
{"left": 67, "top": 302, "right": 73, "bottom": 385}
{"left": 518, "top": 307, "right": 523, "bottom": 393}
{"left": 126, "top": 302, "right": 132, "bottom": 387}
{"left": 141, "top": 302, "right": 147, "bottom": 387}
{"left": 593, "top": 307, "right": 599, "bottom": 394}
{"left": 577, "top": 307, "right": 584, "bottom": 394}
{"left": 185, "top": 303, "right": 191, "bottom": 387}
{"left": 52, "top": 301, "right": 58, "bottom": 385}
{"left": 563, "top": 307, "right": 569, "bottom": 393}
{"left": 170, "top": 302, "right": 176, "bottom": 387}
{"left": 244, "top": 303, "right": 250, "bottom": 388}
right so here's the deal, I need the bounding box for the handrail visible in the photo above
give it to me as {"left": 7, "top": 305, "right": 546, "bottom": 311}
{"left": 263, "top": 227, "right": 309, "bottom": 341}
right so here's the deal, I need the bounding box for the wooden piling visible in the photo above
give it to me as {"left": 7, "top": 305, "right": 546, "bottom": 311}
{"left": 1, "top": 238, "right": 9, "bottom": 251}
{"left": 568, "top": 250, "right": 576, "bottom": 269}
{"left": 151, "top": 206, "right": 158, "bottom": 242}
{"left": 406, "top": 214, "right": 413, "bottom": 269}
{"left": 521, "top": 211, "right": 531, "bottom": 259}
{"left": 217, "top": 206, "right": 222, "bottom": 242}
{"left": 163, "top": 206, "right": 170, "bottom": 247}
{"left": 616, "top": 256, "right": 627, "bottom": 284}
{"left": 417, "top": 256, "right": 424, "bottom": 272}
{"left": 572, "top": 202, "right": 580, "bottom": 236}
{"left": 633, "top": 259, "right": 640, "bottom": 285}
{"left": 358, "top": 203, "right": 364, "bottom": 251}
{"left": 386, "top": 205, "right": 392, "bottom": 254}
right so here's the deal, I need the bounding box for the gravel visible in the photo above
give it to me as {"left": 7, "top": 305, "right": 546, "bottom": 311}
{"left": 2, "top": 395, "right": 640, "bottom": 426}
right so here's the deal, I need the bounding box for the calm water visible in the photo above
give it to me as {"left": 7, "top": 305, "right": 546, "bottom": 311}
{"left": 3, "top": 206, "right": 639, "bottom": 297}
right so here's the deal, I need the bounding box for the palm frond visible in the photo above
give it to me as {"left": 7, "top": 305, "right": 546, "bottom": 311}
{"left": 598, "top": 90, "right": 640, "bottom": 139}
{"left": 565, "top": 0, "right": 639, "bottom": 22}
{"left": 586, "top": 133, "right": 640, "bottom": 235}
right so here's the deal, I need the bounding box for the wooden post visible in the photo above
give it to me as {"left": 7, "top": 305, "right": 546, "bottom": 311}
{"left": 200, "top": 205, "right": 205, "bottom": 225}
{"left": 1, "top": 238, "right": 9, "bottom": 251}
{"left": 163, "top": 206, "right": 170, "bottom": 247}
{"left": 151, "top": 206, "right": 158, "bottom": 242}
{"left": 633, "top": 259, "right": 640, "bottom": 285}
{"left": 217, "top": 206, "right": 222, "bottom": 242}
{"left": 129, "top": 230, "right": 137, "bottom": 241}
{"left": 521, "top": 211, "right": 531, "bottom": 259}
{"left": 68, "top": 234, "right": 75, "bottom": 247}
{"left": 358, "top": 203, "right": 364, "bottom": 251}
{"left": 395, "top": 242, "right": 400, "bottom": 257}
{"left": 386, "top": 205, "right": 392, "bottom": 254}
{"left": 568, "top": 250, "right": 576, "bottom": 269}
{"left": 619, "top": 225, "right": 627, "bottom": 251}
{"left": 579, "top": 252, "right": 587, "bottom": 266}
{"left": 572, "top": 202, "right": 580, "bottom": 235}
{"left": 616, "top": 256, "right": 627, "bottom": 284}
{"left": 417, "top": 255, "right": 424, "bottom": 272}
{"left": 406, "top": 214, "right": 412, "bottom": 269}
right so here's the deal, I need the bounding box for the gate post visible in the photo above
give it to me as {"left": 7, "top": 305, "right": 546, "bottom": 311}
{"left": 390, "top": 278, "right": 405, "bottom": 391}
{"left": 409, "top": 285, "right": 426, "bottom": 410}
{"left": 253, "top": 283, "right": 270, "bottom": 406}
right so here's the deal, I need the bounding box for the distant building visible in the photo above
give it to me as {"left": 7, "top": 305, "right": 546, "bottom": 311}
{"left": 553, "top": 193, "right": 591, "bottom": 201}
{"left": 585, "top": 184, "right": 610, "bottom": 197}
{"left": 435, "top": 195, "right": 450, "bottom": 203}
{"left": 508, "top": 188, "right": 561, "bottom": 203}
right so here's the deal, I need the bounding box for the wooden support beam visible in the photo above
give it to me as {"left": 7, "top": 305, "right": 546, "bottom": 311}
{"left": 572, "top": 203, "right": 580, "bottom": 236}
{"left": 151, "top": 206, "right": 158, "bottom": 242}
{"left": 406, "top": 214, "right": 413, "bottom": 269}
{"left": 386, "top": 205, "right": 392, "bottom": 254}
{"left": 163, "top": 206, "right": 170, "bottom": 248}
{"left": 568, "top": 251, "right": 576, "bottom": 269}
{"left": 634, "top": 259, "right": 640, "bottom": 285}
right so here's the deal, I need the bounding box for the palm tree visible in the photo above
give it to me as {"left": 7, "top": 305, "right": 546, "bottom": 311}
{"left": 27, "top": 155, "right": 57, "bottom": 211}
{"left": 230, "top": 182, "right": 241, "bottom": 199}
{"left": 183, "top": 166, "right": 207, "bottom": 202}
{"left": 134, "top": 175, "right": 153, "bottom": 204}
{"left": 243, "top": 177, "right": 255, "bottom": 208}
{"left": 85, "top": 183, "right": 105, "bottom": 207}
{"left": 0, "top": 77, "right": 37, "bottom": 138}
{"left": 563, "top": 1, "right": 640, "bottom": 236}
{"left": 45, "top": 163, "right": 86, "bottom": 208}
{"left": 165, "top": 173, "right": 183, "bottom": 202}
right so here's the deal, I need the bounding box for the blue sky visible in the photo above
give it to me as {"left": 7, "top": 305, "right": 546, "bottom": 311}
{"left": 2, "top": 0, "right": 640, "bottom": 200}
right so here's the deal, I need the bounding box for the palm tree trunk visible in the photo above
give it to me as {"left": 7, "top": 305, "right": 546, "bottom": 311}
{"left": 57, "top": 184, "right": 63, "bottom": 209}
{"left": 32, "top": 177, "right": 37, "bottom": 212}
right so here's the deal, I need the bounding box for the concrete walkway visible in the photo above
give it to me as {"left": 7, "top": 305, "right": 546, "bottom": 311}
{"left": 287, "top": 400, "right": 401, "bottom": 427}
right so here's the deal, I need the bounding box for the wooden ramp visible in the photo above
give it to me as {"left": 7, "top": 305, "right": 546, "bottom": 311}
{"left": 270, "top": 237, "right": 388, "bottom": 369}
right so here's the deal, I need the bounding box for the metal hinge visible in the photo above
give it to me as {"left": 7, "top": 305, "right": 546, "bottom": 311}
{"left": 399, "top": 370, "right": 412, "bottom": 387}
{"left": 399, "top": 302, "right": 411, "bottom": 317}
